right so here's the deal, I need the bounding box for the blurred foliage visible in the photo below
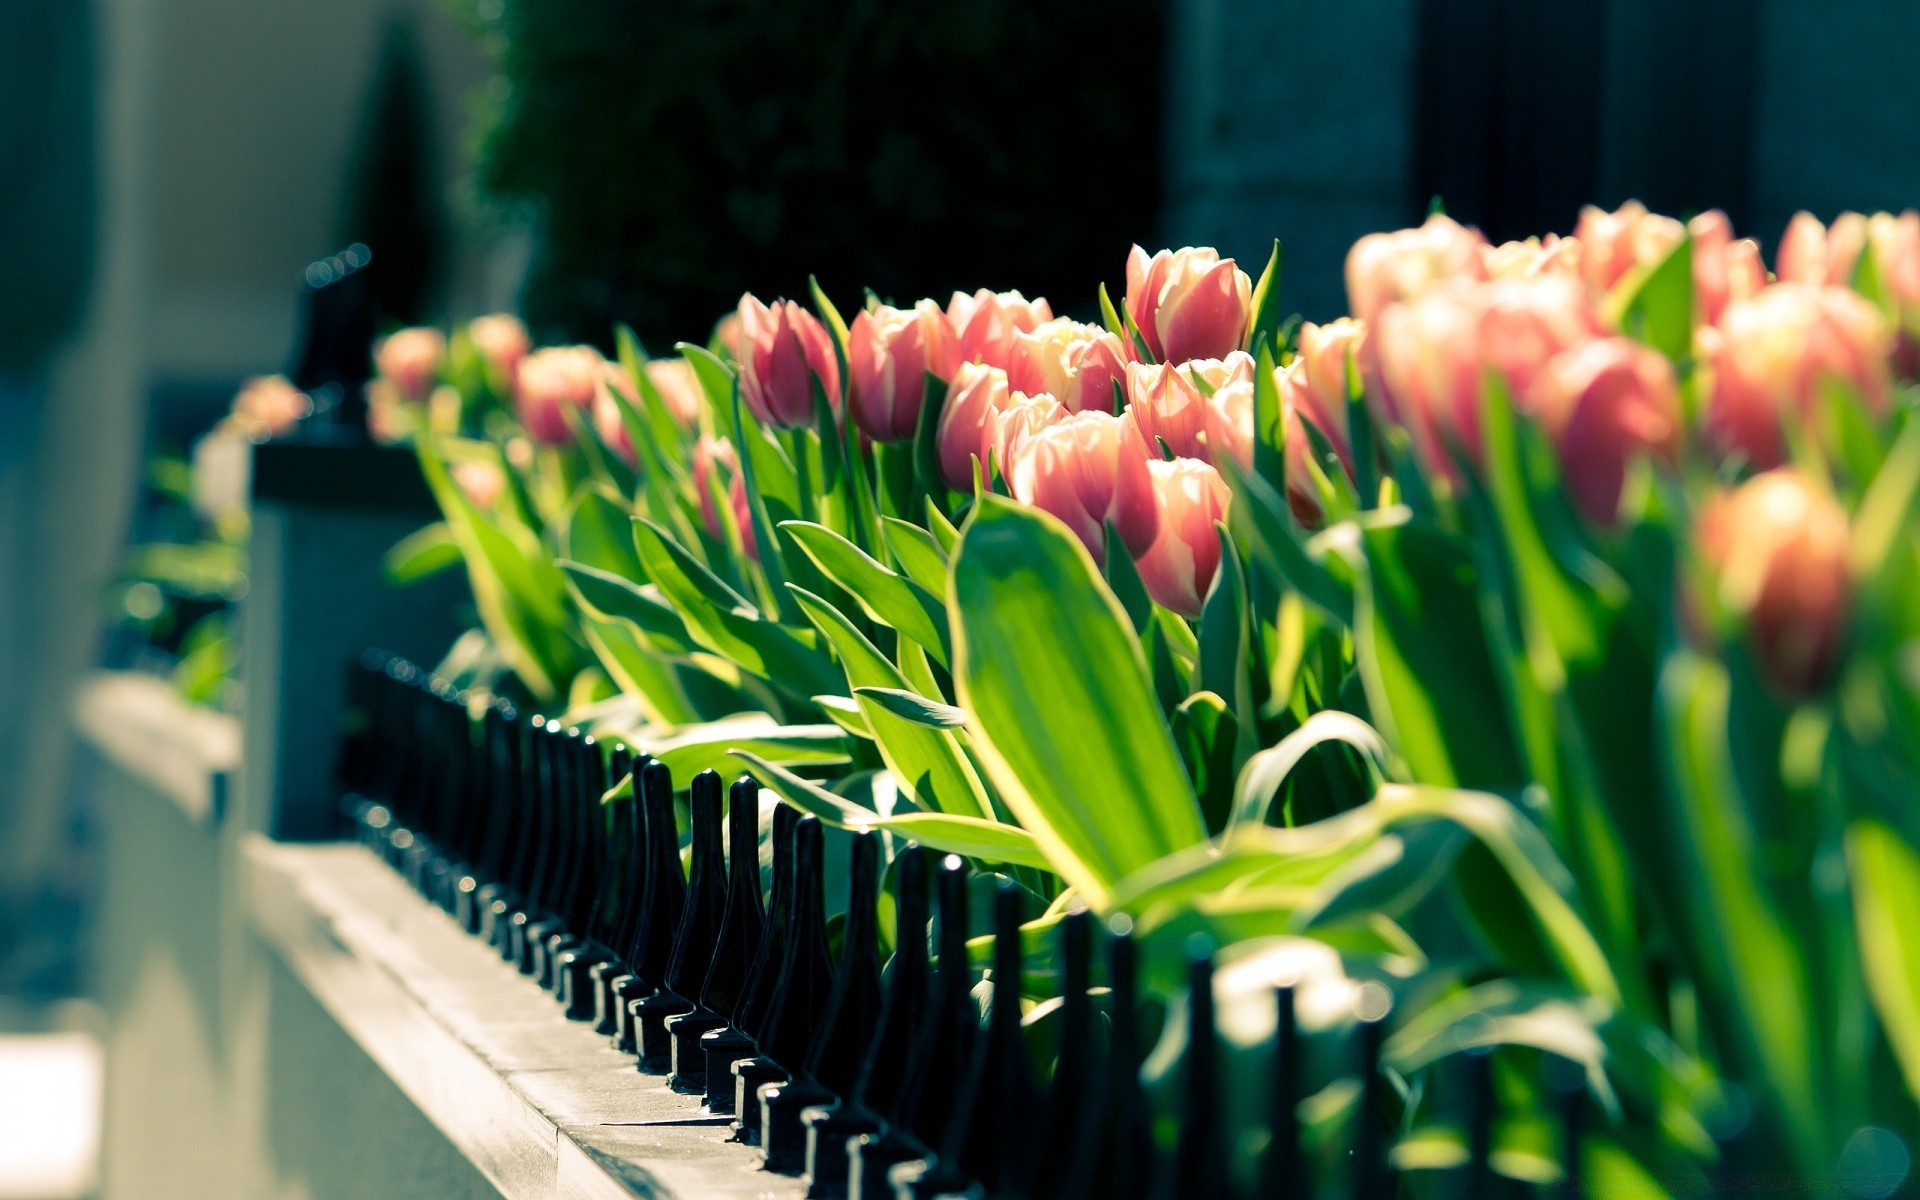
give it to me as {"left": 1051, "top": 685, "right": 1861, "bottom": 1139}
{"left": 454, "top": 0, "right": 1166, "bottom": 347}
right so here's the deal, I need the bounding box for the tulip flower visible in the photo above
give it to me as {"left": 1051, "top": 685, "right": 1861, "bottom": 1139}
{"left": 736, "top": 294, "right": 841, "bottom": 429}
{"left": 994, "top": 390, "right": 1068, "bottom": 474}
{"left": 849, "top": 299, "right": 957, "bottom": 443}
{"left": 1135, "top": 457, "right": 1232, "bottom": 617}
{"left": 1126, "top": 352, "right": 1256, "bottom": 462}
{"left": 229, "top": 375, "right": 311, "bottom": 440}
{"left": 1371, "top": 275, "right": 1604, "bottom": 481}
{"left": 1697, "top": 469, "right": 1850, "bottom": 695}
{"left": 1006, "top": 410, "right": 1159, "bottom": 563}
{"left": 1776, "top": 211, "right": 1869, "bottom": 287}
{"left": 1277, "top": 319, "right": 1365, "bottom": 523}
{"left": 452, "top": 460, "right": 505, "bottom": 510}
{"left": 1689, "top": 210, "right": 1768, "bottom": 327}
{"left": 467, "top": 314, "right": 530, "bottom": 387}
{"left": 1484, "top": 233, "right": 1581, "bottom": 280}
{"left": 592, "top": 367, "right": 638, "bottom": 464}
{"left": 1009, "top": 318, "right": 1128, "bottom": 414}
{"left": 1531, "top": 337, "right": 1682, "bottom": 527}
{"left": 948, "top": 288, "right": 1054, "bottom": 370}
{"left": 938, "top": 362, "right": 1013, "bottom": 489}
{"left": 1124, "top": 246, "right": 1254, "bottom": 364}
{"left": 728, "top": 475, "right": 758, "bottom": 562}
{"left": 1574, "top": 201, "right": 1684, "bottom": 296}
{"left": 1702, "top": 283, "right": 1892, "bottom": 468}
{"left": 646, "top": 358, "right": 705, "bottom": 430}
{"left": 713, "top": 311, "right": 745, "bottom": 361}
{"left": 1345, "top": 214, "right": 1489, "bottom": 325}
{"left": 693, "top": 435, "right": 740, "bottom": 542}
{"left": 375, "top": 327, "right": 447, "bottom": 403}
{"left": 515, "top": 345, "right": 605, "bottom": 446}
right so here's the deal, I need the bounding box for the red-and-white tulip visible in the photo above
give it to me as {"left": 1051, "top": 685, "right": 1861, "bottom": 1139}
{"left": 1345, "top": 214, "right": 1489, "bottom": 325}
{"left": 593, "top": 365, "right": 638, "bottom": 464}
{"left": 1006, "top": 410, "right": 1159, "bottom": 563}
{"left": 1125, "top": 352, "right": 1256, "bottom": 462}
{"left": 993, "top": 390, "right": 1068, "bottom": 473}
{"left": 850, "top": 299, "right": 957, "bottom": 443}
{"left": 467, "top": 315, "right": 530, "bottom": 388}
{"left": 1531, "top": 337, "right": 1682, "bottom": 527}
{"left": 375, "top": 327, "right": 447, "bottom": 403}
{"left": 1371, "top": 274, "right": 1604, "bottom": 481}
{"left": 1703, "top": 282, "right": 1893, "bottom": 468}
{"left": 693, "top": 435, "right": 739, "bottom": 542}
{"left": 646, "top": 358, "right": 705, "bottom": 430}
{"left": 1009, "top": 319, "right": 1128, "bottom": 414}
{"left": 736, "top": 295, "right": 841, "bottom": 429}
{"left": 937, "top": 362, "right": 1012, "bottom": 489}
{"left": 1124, "top": 246, "right": 1254, "bottom": 364}
{"left": 1276, "top": 319, "right": 1366, "bottom": 523}
{"left": 1689, "top": 210, "right": 1768, "bottom": 327}
{"left": 1697, "top": 469, "right": 1851, "bottom": 695}
{"left": 515, "top": 345, "right": 605, "bottom": 446}
{"left": 1776, "top": 211, "right": 1869, "bottom": 287}
{"left": 948, "top": 288, "right": 1053, "bottom": 370}
{"left": 1483, "top": 233, "right": 1582, "bottom": 281}
{"left": 1135, "top": 457, "right": 1232, "bottom": 617}
{"left": 1574, "top": 201, "right": 1684, "bottom": 296}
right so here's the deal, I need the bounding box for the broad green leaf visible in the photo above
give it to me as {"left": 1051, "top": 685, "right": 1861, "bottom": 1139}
{"left": 855, "top": 686, "right": 968, "bottom": 728}
{"left": 1606, "top": 234, "right": 1693, "bottom": 363}
{"left": 631, "top": 518, "right": 838, "bottom": 697}
{"left": 1231, "top": 711, "right": 1393, "bottom": 829}
{"left": 560, "top": 486, "right": 645, "bottom": 583}
{"left": 576, "top": 617, "right": 700, "bottom": 726}
{"left": 636, "top": 715, "right": 850, "bottom": 781}
{"left": 790, "top": 586, "right": 994, "bottom": 821}
{"left": 881, "top": 516, "right": 949, "bottom": 594}
{"left": 1252, "top": 336, "right": 1287, "bottom": 489}
{"left": 736, "top": 751, "right": 1048, "bottom": 870}
{"left": 782, "top": 520, "right": 951, "bottom": 667}
{"left": 812, "top": 694, "right": 872, "bottom": 738}
{"left": 561, "top": 560, "right": 699, "bottom": 656}
{"left": 1246, "top": 239, "right": 1286, "bottom": 359}
{"left": 1171, "top": 691, "right": 1238, "bottom": 833}
{"left": 1103, "top": 523, "right": 1153, "bottom": 635}
{"left": 384, "top": 521, "right": 462, "bottom": 585}
{"left": 1196, "top": 525, "right": 1260, "bottom": 778}
{"left": 951, "top": 498, "right": 1206, "bottom": 908}
{"left": 1847, "top": 818, "right": 1920, "bottom": 1100}
{"left": 1218, "top": 454, "right": 1353, "bottom": 623}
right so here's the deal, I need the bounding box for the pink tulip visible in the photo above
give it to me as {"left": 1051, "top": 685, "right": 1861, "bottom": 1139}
{"left": 1006, "top": 410, "right": 1159, "bottom": 563}
{"left": 1776, "top": 211, "right": 1869, "bottom": 286}
{"left": 1201, "top": 370, "right": 1256, "bottom": 474}
{"left": 647, "top": 358, "right": 706, "bottom": 430}
{"left": 452, "top": 460, "right": 505, "bottom": 509}
{"left": 1531, "top": 337, "right": 1682, "bottom": 527}
{"left": 729, "top": 475, "right": 758, "bottom": 562}
{"left": 937, "top": 362, "right": 1012, "bottom": 489}
{"left": 515, "top": 345, "right": 605, "bottom": 446}
{"left": 1703, "top": 283, "right": 1893, "bottom": 468}
{"left": 592, "top": 365, "right": 638, "bottom": 464}
{"left": 993, "top": 390, "right": 1068, "bottom": 474}
{"left": 1574, "top": 201, "right": 1684, "bottom": 295}
{"left": 1124, "top": 246, "right": 1254, "bottom": 364}
{"left": 230, "top": 375, "right": 311, "bottom": 439}
{"left": 1278, "top": 319, "right": 1365, "bottom": 523}
{"left": 713, "top": 312, "right": 745, "bottom": 361}
{"left": 1371, "top": 275, "right": 1604, "bottom": 482}
{"left": 736, "top": 294, "right": 842, "bottom": 429}
{"left": 1009, "top": 318, "right": 1128, "bottom": 414}
{"left": 947, "top": 289, "right": 1054, "bottom": 370}
{"left": 1697, "top": 469, "right": 1850, "bottom": 696}
{"left": 849, "top": 299, "right": 957, "bottom": 443}
{"left": 1126, "top": 352, "right": 1256, "bottom": 462}
{"left": 467, "top": 315, "right": 530, "bottom": 387}
{"left": 1345, "top": 214, "right": 1489, "bottom": 325}
{"left": 693, "top": 435, "right": 740, "bottom": 542}
{"left": 1689, "top": 211, "right": 1768, "bottom": 327}
{"left": 375, "top": 327, "right": 447, "bottom": 403}
{"left": 1135, "top": 457, "right": 1232, "bottom": 617}
{"left": 1483, "top": 233, "right": 1581, "bottom": 281}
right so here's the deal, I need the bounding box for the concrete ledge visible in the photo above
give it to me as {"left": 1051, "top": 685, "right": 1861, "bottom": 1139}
{"left": 74, "top": 671, "right": 239, "bottom": 828}
{"left": 242, "top": 835, "right": 803, "bottom": 1200}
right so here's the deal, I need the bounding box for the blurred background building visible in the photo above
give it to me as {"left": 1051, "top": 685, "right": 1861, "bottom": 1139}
{"left": 2, "top": 0, "right": 1918, "bottom": 1195}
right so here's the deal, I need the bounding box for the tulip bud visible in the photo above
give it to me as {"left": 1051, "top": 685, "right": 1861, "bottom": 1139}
{"left": 229, "top": 375, "right": 311, "bottom": 440}
{"left": 375, "top": 327, "right": 447, "bottom": 403}
{"left": 713, "top": 311, "right": 745, "bottom": 361}
{"left": 1574, "top": 201, "right": 1684, "bottom": 295}
{"left": 593, "top": 366, "right": 638, "bottom": 465}
{"left": 647, "top": 358, "right": 705, "bottom": 430}
{"left": 1775, "top": 211, "right": 1869, "bottom": 287}
{"left": 1689, "top": 211, "right": 1768, "bottom": 327}
{"left": 1531, "top": 337, "right": 1682, "bottom": 527}
{"left": 1124, "top": 246, "right": 1254, "bottom": 364}
{"left": 452, "top": 459, "right": 505, "bottom": 509}
{"left": 1345, "top": 214, "right": 1489, "bottom": 325}
{"left": 948, "top": 288, "right": 1054, "bottom": 370}
{"left": 1126, "top": 352, "right": 1256, "bottom": 462}
{"left": 1134, "top": 457, "right": 1232, "bottom": 618}
{"left": 1697, "top": 469, "right": 1850, "bottom": 695}
{"left": 515, "top": 345, "right": 605, "bottom": 446}
{"left": 729, "top": 474, "right": 758, "bottom": 562}
{"left": 1009, "top": 318, "right": 1128, "bottom": 414}
{"left": 693, "top": 435, "right": 740, "bottom": 542}
{"left": 1703, "top": 283, "right": 1893, "bottom": 468}
{"left": 467, "top": 314, "right": 530, "bottom": 388}
{"left": 850, "top": 299, "right": 957, "bottom": 443}
{"left": 736, "top": 294, "right": 841, "bottom": 429}
{"left": 1006, "top": 411, "right": 1160, "bottom": 563}
{"left": 1277, "top": 319, "right": 1364, "bottom": 524}
{"left": 937, "top": 362, "right": 1012, "bottom": 489}
{"left": 1371, "top": 275, "right": 1604, "bottom": 482}
{"left": 1484, "top": 233, "right": 1581, "bottom": 280}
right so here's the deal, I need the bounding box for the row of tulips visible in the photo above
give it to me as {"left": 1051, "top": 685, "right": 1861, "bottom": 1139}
{"left": 359, "top": 200, "right": 1920, "bottom": 1197}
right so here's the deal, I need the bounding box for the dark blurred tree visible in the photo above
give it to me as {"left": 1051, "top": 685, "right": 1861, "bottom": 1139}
{"left": 344, "top": 18, "right": 446, "bottom": 326}
{"left": 455, "top": 0, "right": 1166, "bottom": 348}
